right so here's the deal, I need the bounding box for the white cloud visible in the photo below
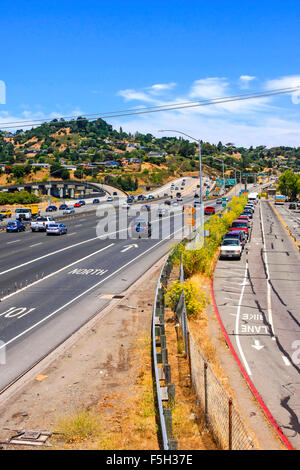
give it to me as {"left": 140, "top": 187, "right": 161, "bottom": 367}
{"left": 265, "top": 75, "right": 300, "bottom": 104}
{"left": 117, "top": 88, "right": 158, "bottom": 103}
{"left": 189, "top": 77, "right": 228, "bottom": 99}
{"left": 239, "top": 75, "right": 256, "bottom": 89}
{"left": 147, "top": 82, "right": 177, "bottom": 94}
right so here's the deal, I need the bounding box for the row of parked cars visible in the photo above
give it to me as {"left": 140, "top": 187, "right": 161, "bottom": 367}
{"left": 219, "top": 200, "right": 256, "bottom": 260}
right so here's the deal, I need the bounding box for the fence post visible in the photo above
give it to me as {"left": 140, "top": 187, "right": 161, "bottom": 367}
{"left": 204, "top": 362, "right": 208, "bottom": 425}
{"left": 187, "top": 331, "right": 192, "bottom": 388}
{"left": 163, "top": 408, "right": 173, "bottom": 437}
{"left": 228, "top": 398, "right": 233, "bottom": 450}
{"left": 164, "top": 364, "right": 171, "bottom": 385}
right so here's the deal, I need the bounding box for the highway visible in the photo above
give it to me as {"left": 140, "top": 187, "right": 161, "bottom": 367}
{"left": 0, "top": 176, "right": 216, "bottom": 391}
{"left": 213, "top": 199, "right": 300, "bottom": 448}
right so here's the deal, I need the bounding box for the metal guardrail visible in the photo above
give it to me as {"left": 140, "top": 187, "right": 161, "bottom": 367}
{"left": 152, "top": 257, "right": 178, "bottom": 450}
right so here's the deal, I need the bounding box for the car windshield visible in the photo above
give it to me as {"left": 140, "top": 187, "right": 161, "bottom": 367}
{"left": 222, "top": 239, "right": 240, "bottom": 246}
{"left": 7, "top": 222, "right": 17, "bottom": 226}
{"left": 15, "top": 208, "right": 30, "bottom": 213}
{"left": 48, "top": 224, "right": 58, "bottom": 228}
{"left": 232, "top": 222, "right": 247, "bottom": 228}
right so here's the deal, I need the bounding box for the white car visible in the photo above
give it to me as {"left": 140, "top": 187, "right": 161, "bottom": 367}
{"left": 219, "top": 239, "right": 243, "bottom": 260}
{"left": 122, "top": 203, "right": 130, "bottom": 209}
{"left": 63, "top": 207, "right": 75, "bottom": 215}
{"left": 106, "top": 196, "right": 114, "bottom": 202}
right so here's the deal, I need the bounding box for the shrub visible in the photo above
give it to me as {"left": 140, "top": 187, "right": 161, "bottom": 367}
{"left": 165, "top": 279, "right": 210, "bottom": 318}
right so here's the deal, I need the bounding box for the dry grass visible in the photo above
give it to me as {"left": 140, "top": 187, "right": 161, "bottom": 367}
{"left": 52, "top": 334, "right": 159, "bottom": 450}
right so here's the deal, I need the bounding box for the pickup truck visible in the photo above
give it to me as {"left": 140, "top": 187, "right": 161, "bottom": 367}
{"left": 30, "top": 216, "right": 55, "bottom": 232}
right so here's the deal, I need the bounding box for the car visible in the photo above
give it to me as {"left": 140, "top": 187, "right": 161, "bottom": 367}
{"left": 63, "top": 207, "right": 75, "bottom": 215}
{"left": 93, "top": 198, "right": 100, "bottom": 204}
{"left": 177, "top": 197, "right": 183, "bottom": 202}
{"left": 78, "top": 200, "right": 86, "bottom": 205}
{"left": 241, "top": 210, "right": 253, "bottom": 219}
{"left": 141, "top": 204, "right": 150, "bottom": 211}
{"left": 297, "top": 201, "right": 300, "bottom": 208}
{"left": 171, "top": 201, "right": 179, "bottom": 206}
{"left": 157, "top": 208, "right": 168, "bottom": 217}
{"left": 237, "top": 215, "right": 250, "bottom": 226}
{"left": 137, "top": 195, "right": 145, "bottom": 201}
{"left": 131, "top": 218, "right": 152, "bottom": 238}
{"left": 176, "top": 192, "right": 181, "bottom": 198}
{"left": 194, "top": 201, "right": 201, "bottom": 208}
{"left": 194, "top": 193, "right": 199, "bottom": 198}
{"left": 113, "top": 191, "right": 118, "bottom": 196}
{"left": 0, "top": 208, "right": 12, "bottom": 218}
{"left": 127, "top": 196, "right": 134, "bottom": 203}
{"left": 74, "top": 202, "right": 83, "bottom": 208}
{"left": 31, "top": 216, "right": 54, "bottom": 232}
{"left": 59, "top": 204, "right": 68, "bottom": 210}
{"left": 289, "top": 203, "right": 297, "bottom": 210}
{"left": 204, "top": 206, "right": 215, "bottom": 215}
{"left": 223, "top": 230, "right": 247, "bottom": 248}
{"left": 216, "top": 198, "right": 222, "bottom": 204}
{"left": 147, "top": 195, "right": 155, "bottom": 200}
{"left": 175, "top": 187, "right": 179, "bottom": 191}
{"left": 122, "top": 203, "right": 130, "bottom": 210}
{"left": 231, "top": 220, "right": 249, "bottom": 237}
{"left": 164, "top": 193, "right": 169, "bottom": 197}
{"left": 0, "top": 214, "right": 4, "bottom": 221}
{"left": 106, "top": 196, "right": 114, "bottom": 202}
{"left": 220, "top": 239, "right": 243, "bottom": 260}
{"left": 6, "top": 220, "right": 26, "bottom": 232}
{"left": 46, "top": 223, "right": 68, "bottom": 235}
{"left": 164, "top": 200, "right": 171, "bottom": 205}
{"left": 46, "top": 205, "right": 57, "bottom": 212}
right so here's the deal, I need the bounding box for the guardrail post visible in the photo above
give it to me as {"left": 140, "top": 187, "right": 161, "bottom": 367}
{"left": 161, "top": 347, "right": 168, "bottom": 364}
{"left": 167, "top": 383, "right": 175, "bottom": 406}
{"left": 163, "top": 408, "right": 173, "bottom": 437}
{"left": 168, "top": 438, "right": 178, "bottom": 450}
{"left": 160, "top": 334, "right": 166, "bottom": 349}
{"left": 228, "top": 398, "right": 233, "bottom": 450}
{"left": 164, "top": 364, "right": 171, "bottom": 385}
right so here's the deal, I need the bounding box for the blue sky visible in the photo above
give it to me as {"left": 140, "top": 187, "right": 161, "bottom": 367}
{"left": 1, "top": 0, "right": 300, "bottom": 146}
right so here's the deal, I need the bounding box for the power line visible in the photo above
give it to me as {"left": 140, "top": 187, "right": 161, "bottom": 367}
{"left": 0, "top": 85, "right": 300, "bottom": 130}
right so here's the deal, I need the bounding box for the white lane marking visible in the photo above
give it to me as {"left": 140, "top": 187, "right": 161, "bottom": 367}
{"left": 68, "top": 232, "right": 77, "bottom": 236}
{"left": 235, "top": 261, "right": 252, "bottom": 376}
{"left": 0, "top": 199, "right": 209, "bottom": 277}
{"left": 0, "top": 225, "right": 185, "bottom": 351}
{"left": 251, "top": 340, "right": 264, "bottom": 351}
{"left": 260, "top": 204, "right": 275, "bottom": 339}
{"left": 74, "top": 224, "right": 82, "bottom": 227}
{"left": 282, "top": 356, "right": 291, "bottom": 366}
{"left": 121, "top": 244, "right": 138, "bottom": 253}
{"left": 0, "top": 243, "right": 115, "bottom": 302}
{"left": 6, "top": 240, "right": 20, "bottom": 244}
{"left": 30, "top": 242, "right": 43, "bottom": 248}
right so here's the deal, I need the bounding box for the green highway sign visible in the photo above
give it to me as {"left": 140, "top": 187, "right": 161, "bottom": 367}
{"left": 216, "top": 178, "right": 224, "bottom": 185}
{"left": 225, "top": 178, "right": 236, "bottom": 185}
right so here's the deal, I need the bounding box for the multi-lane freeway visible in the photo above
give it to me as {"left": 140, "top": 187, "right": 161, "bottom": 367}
{"left": 0, "top": 175, "right": 218, "bottom": 391}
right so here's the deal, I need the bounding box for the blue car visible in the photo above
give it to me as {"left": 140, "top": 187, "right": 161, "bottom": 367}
{"left": 46, "top": 205, "right": 57, "bottom": 212}
{"left": 6, "top": 220, "right": 26, "bottom": 232}
{"left": 46, "top": 223, "right": 68, "bottom": 236}
{"left": 59, "top": 204, "right": 68, "bottom": 210}
{"left": 137, "top": 195, "right": 145, "bottom": 201}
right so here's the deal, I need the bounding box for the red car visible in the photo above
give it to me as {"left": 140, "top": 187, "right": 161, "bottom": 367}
{"left": 204, "top": 206, "right": 215, "bottom": 215}
{"left": 237, "top": 215, "right": 250, "bottom": 227}
{"left": 231, "top": 220, "right": 249, "bottom": 237}
{"left": 74, "top": 202, "right": 82, "bottom": 208}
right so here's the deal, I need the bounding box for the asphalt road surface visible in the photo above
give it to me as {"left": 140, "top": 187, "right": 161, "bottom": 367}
{"left": 213, "top": 199, "right": 300, "bottom": 449}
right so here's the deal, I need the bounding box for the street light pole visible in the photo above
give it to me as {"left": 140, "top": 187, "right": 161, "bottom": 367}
{"left": 158, "top": 129, "right": 202, "bottom": 205}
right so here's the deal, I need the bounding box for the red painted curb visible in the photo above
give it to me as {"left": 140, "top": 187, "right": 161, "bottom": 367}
{"left": 210, "top": 260, "right": 294, "bottom": 450}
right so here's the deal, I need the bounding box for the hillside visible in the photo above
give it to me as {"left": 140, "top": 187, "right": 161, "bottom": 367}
{"left": 0, "top": 116, "right": 297, "bottom": 193}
